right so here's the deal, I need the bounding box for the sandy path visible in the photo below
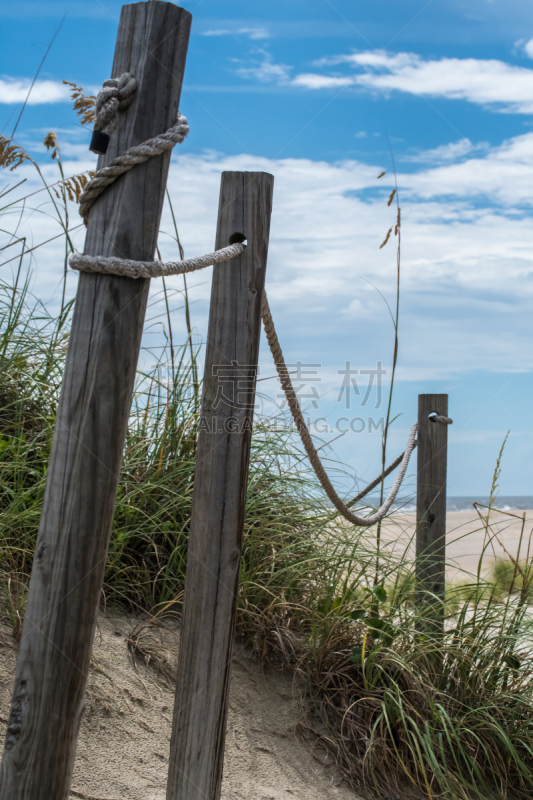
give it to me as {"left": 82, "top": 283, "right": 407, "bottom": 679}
{"left": 0, "top": 608, "right": 359, "bottom": 800}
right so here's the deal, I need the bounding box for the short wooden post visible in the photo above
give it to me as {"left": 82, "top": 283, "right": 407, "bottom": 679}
{"left": 166, "top": 171, "right": 274, "bottom": 800}
{"left": 416, "top": 394, "right": 449, "bottom": 634}
{"left": 0, "top": 4, "right": 191, "bottom": 799}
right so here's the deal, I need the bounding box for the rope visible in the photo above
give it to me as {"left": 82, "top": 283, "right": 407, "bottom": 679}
{"left": 79, "top": 72, "right": 189, "bottom": 225}
{"left": 94, "top": 72, "right": 137, "bottom": 136}
{"left": 260, "top": 291, "right": 418, "bottom": 527}
{"left": 70, "top": 237, "right": 419, "bottom": 525}
{"left": 346, "top": 412, "right": 453, "bottom": 509}
{"left": 70, "top": 242, "right": 246, "bottom": 280}
{"left": 347, "top": 443, "right": 417, "bottom": 509}
{"left": 73, "top": 70, "right": 424, "bottom": 526}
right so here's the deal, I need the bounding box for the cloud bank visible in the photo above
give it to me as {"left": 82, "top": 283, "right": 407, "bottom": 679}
{"left": 3, "top": 132, "right": 533, "bottom": 493}
{"left": 292, "top": 50, "right": 533, "bottom": 113}
{"left": 3, "top": 130, "right": 533, "bottom": 383}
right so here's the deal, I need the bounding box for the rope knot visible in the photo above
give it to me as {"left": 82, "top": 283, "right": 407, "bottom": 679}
{"left": 81, "top": 72, "right": 189, "bottom": 223}
{"left": 94, "top": 72, "right": 137, "bottom": 136}
{"left": 90, "top": 72, "right": 137, "bottom": 156}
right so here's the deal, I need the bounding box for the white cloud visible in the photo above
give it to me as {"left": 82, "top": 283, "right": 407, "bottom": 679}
{"left": 234, "top": 51, "right": 291, "bottom": 83}
{"left": 149, "top": 139, "right": 533, "bottom": 381}
{"left": 401, "top": 133, "right": 533, "bottom": 206}
{"left": 0, "top": 77, "right": 71, "bottom": 104}
{"left": 354, "top": 131, "right": 367, "bottom": 139}
{"left": 524, "top": 37, "right": 533, "bottom": 59}
{"left": 201, "top": 29, "right": 232, "bottom": 37}
{"left": 291, "top": 73, "right": 352, "bottom": 89}
{"left": 201, "top": 26, "right": 269, "bottom": 40}
{"left": 402, "top": 138, "right": 484, "bottom": 164}
{"left": 292, "top": 50, "right": 533, "bottom": 114}
{"left": 237, "top": 27, "right": 270, "bottom": 40}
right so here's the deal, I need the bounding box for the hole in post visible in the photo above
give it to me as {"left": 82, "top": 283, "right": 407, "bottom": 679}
{"left": 229, "top": 232, "right": 246, "bottom": 245}
{"left": 428, "top": 412, "right": 439, "bottom": 422}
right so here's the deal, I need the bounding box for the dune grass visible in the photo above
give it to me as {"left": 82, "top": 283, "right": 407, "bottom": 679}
{"left": 0, "top": 269, "right": 327, "bottom": 618}
{"left": 293, "top": 525, "right": 533, "bottom": 800}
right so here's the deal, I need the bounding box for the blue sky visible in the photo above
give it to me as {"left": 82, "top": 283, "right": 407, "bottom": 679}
{"left": 2, "top": 0, "right": 533, "bottom": 498}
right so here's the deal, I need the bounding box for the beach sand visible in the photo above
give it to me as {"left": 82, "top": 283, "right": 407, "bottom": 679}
{"left": 0, "top": 607, "right": 358, "bottom": 800}
{"left": 377, "top": 508, "right": 533, "bottom": 580}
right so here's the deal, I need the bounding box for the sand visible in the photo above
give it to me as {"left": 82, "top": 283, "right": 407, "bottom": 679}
{"left": 1, "top": 511, "right": 528, "bottom": 798}
{"left": 377, "top": 508, "right": 533, "bottom": 580}
{"left": 0, "top": 608, "right": 359, "bottom": 800}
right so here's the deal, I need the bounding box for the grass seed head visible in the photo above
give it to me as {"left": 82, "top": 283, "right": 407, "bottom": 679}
{"left": 63, "top": 80, "right": 96, "bottom": 126}
{"left": 0, "top": 136, "right": 31, "bottom": 171}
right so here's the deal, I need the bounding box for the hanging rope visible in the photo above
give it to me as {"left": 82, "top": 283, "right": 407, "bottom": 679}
{"left": 79, "top": 72, "right": 189, "bottom": 225}
{"left": 260, "top": 291, "right": 418, "bottom": 527}
{"left": 70, "top": 235, "right": 419, "bottom": 525}
{"left": 347, "top": 444, "right": 417, "bottom": 509}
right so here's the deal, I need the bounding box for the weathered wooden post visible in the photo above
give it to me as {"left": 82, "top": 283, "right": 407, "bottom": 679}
{"left": 0, "top": 4, "right": 191, "bottom": 798}
{"left": 416, "top": 393, "right": 450, "bottom": 634}
{"left": 166, "top": 171, "right": 274, "bottom": 800}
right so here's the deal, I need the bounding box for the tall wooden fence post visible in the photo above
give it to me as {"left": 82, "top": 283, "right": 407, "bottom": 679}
{"left": 166, "top": 171, "right": 274, "bottom": 800}
{"left": 0, "top": 4, "right": 191, "bottom": 799}
{"left": 416, "top": 394, "right": 449, "bottom": 634}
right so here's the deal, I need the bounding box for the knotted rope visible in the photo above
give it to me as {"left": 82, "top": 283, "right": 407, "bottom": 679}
{"left": 79, "top": 72, "right": 190, "bottom": 224}
{"left": 94, "top": 72, "right": 137, "bottom": 137}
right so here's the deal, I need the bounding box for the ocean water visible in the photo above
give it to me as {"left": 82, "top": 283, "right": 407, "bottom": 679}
{"left": 446, "top": 496, "right": 533, "bottom": 513}
{"left": 363, "top": 496, "right": 533, "bottom": 514}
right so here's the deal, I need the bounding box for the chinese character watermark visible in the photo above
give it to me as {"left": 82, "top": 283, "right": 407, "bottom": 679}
{"left": 278, "top": 361, "right": 321, "bottom": 410}
{"left": 337, "top": 361, "right": 386, "bottom": 409}
{"left": 212, "top": 361, "right": 259, "bottom": 411}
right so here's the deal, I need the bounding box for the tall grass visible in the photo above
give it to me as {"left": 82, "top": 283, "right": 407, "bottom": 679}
{"left": 0, "top": 272, "right": 328, "bottom": 619}
{"left": 295, "top": 522, "right": 533, "bottom": 800}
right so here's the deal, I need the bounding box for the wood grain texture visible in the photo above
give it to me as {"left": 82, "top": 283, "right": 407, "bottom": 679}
{"left": 416, "top": 394, "right": 449, "bottom": 631}
{"left": 166, "top": 171, "right": 274, "bottom": 800}
{"left": 0, "top": 4, "right": 191, "bottom": 799}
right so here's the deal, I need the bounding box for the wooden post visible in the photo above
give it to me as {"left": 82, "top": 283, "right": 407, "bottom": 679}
{"left": 166, "top": 171, "right": 274, "bottom": 800}
{"left": 0, "top": 4, "right": 191, "bottom": 799}
{"left": 416, "top": 394, "right": 449, "bottom": 633}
